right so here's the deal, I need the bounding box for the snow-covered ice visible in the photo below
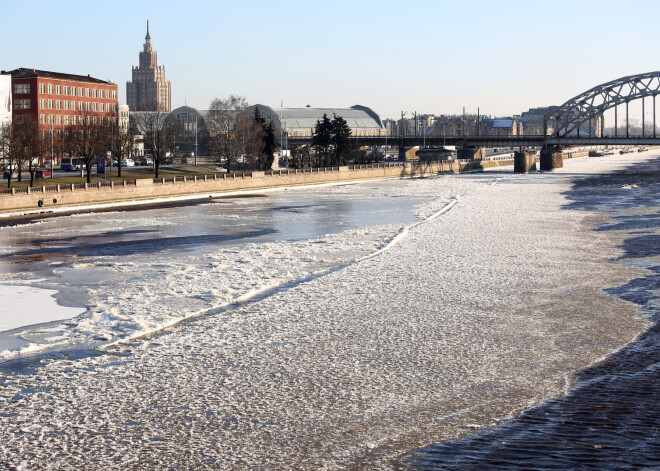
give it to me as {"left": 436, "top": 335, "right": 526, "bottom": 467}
{"left": 0, "top": 153, "right": 656, "bottom": 469}
{"left": 0, "top": 281, "right": 85, "bottom": 332}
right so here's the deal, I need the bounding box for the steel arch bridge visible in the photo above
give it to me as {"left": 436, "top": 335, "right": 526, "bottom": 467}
{"left": 550, "top": 71, "right": 660, "bottom": 138}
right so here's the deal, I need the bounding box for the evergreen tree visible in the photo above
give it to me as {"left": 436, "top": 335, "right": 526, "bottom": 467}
{"left": 262, "top": 120, "right": 276, "bottom": 170}
{"left": 312, "top": 113, "right": 332, "bottom": 167}
{"left": 331, "top": 114, "right": 352, "bottom": 165}
{"left": 253, "top": 107, "right": 265, "bottom": 127}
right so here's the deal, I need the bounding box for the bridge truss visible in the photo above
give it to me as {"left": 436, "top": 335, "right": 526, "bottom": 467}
{"left": 550, "top": 71, "right": 660, "bottom": 138}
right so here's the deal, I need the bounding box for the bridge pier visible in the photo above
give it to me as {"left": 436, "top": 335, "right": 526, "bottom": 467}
{"left": 540, "top": 147, "right": 563, "bottom": 171}
{"left": 514, "top": 151, "right": 537, "bottom": 173}
{"left": 457, "top": 147, "right": 485, "bottom": 160}
{"left": 398, "top": 142, "right": 406, "bottom": 161}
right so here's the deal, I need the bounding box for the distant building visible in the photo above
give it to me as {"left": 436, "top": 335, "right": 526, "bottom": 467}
{"left": 0, "top": 74, "right": 11, "bottom": 128}
{"left": 483, "top": 117, "right": 523, "bottom": 136}
{"left": 2, "top": 68, "right": 118, "bottom": 163}
{"left": 126, "top": 21, "right": 171, "bottom": 112}
{"left": 118, "top": 104, "right": 130, "bottom": 132}
{"left": 250, "top": 104, "right": 386, "bottom": 138}
{"left": 382, "top": 118, "right": 397, "bottom": 136}
{"left": 520, "top": 106, "right": 558, "bottom": 135}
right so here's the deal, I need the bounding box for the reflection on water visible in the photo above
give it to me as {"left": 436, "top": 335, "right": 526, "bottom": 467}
{"left": 404, "top": 157, "right": 660, "bottom": 470}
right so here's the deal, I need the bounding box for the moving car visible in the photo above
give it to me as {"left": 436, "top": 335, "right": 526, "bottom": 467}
{"left": 61, "top": 157, "right": 86, "bottom": 171}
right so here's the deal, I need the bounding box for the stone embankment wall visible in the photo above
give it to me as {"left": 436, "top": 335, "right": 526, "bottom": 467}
{"left": 0, "top": 160, "right": 511, "bottom": 214}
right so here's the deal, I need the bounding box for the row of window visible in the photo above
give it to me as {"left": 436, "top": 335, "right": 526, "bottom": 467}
{"left": 39, "top": 114, "right": 114, "bottom": 126}
{"left": 37, "top": 83, "right": 117, "bottom": 99}
{"left": 38, "top": 99, "right": 118, "bottom": 112}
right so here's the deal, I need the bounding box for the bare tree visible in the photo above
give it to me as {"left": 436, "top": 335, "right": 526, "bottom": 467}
{"left": 21, "top": 120, "right": 45, "bottom": 188}
{"left": 0, "top": 122, "right": 20, "bottom": 188}
{"left": 207, "top": 95, "right": 259, "bottom": 172}
{"left": 131, "top": 111, "right": 175, "bottom": 178}
{"left": 68, "top": 111, "right": 111, "bottom": 183}
{"left": 110, "top": 116, "right": 134, "bottom": 179}
{"left": 0, "top": 120, "right": 43, "bottom": 188}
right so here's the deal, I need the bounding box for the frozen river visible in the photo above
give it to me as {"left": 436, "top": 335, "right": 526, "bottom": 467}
{"left": 0, "top": 179, "right": 439, "bottom": 359}
{"left": 0, "top": 154, "right": 657, "bottom": 469}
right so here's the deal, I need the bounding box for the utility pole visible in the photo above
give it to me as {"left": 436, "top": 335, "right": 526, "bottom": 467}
{"left": 477, "top": 107, "right": 480, "bottom": 137}
{"left": 413, "top": 111, "right": 418, "bottom": 137}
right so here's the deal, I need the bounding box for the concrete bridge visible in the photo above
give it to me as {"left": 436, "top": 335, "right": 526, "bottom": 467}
{"left": 285, "top": 71, "right": 660, "bottom": 172}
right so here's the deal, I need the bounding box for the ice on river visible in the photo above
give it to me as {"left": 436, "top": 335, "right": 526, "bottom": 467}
{"left": 0, "top": 153, "right": 656, "bottom": 469}
{"left": 0, "top": 281, "right": 85, "bottom": 332}
{"left": 0, "top": 178, "right": 455, "bottom": 359}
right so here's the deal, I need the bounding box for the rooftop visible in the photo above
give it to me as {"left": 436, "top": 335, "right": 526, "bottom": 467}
{"left": 3, "top": 68, "right": 115, "bottom": 85}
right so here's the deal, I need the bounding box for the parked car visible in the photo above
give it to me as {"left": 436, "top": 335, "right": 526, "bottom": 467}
{"left": 141, "top": 157, "right": 154, "bottom": 166}
{"left": 35, "top": 169, "right": 52, "bottom": 179}
{"left": 2, "top": 168, "right": 14, "bottom": 180}
{"left": 121, "top": 159, "right": 136, "bottom": 167}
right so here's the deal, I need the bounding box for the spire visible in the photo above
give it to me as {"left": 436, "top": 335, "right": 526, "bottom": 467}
{"left": 145, "top": 20, "right": 151, "bottom": 41}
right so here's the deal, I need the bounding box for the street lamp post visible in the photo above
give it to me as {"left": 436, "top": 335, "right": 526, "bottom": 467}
{"left": 45, "top": 113, "right": 54, "bottom": 178}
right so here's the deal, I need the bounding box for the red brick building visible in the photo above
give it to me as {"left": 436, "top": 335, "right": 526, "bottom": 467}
{"left": 3, "top": 68, "right": 119, "bottom": 161}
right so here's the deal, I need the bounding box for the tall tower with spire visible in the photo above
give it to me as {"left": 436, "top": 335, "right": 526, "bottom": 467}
{"left": 126, "top": 21, "right": 171, "bottom": 111}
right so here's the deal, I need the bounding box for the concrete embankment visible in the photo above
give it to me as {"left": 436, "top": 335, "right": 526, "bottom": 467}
{"left": 0, "top": 160, "right": 512, "bottom": 217}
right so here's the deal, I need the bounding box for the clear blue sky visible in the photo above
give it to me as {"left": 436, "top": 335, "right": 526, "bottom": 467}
{"left": 2, "top": 0, "right": 659, "bottom": 119}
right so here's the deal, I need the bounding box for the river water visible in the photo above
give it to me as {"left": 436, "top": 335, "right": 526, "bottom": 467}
{"left": 402, "top": 156, "right": 660, "bottom": 470}
{"left": 0, "top": 155, "right": 657, "bottom": 469}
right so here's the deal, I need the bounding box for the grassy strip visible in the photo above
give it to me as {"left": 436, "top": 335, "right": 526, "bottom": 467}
{"left": 4, "top": 165, "right": 226, "bottom": 188}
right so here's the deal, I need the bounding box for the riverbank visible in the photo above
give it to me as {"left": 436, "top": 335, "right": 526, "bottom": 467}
{"left": 0, "top": 152, "right": 655, "bottom": 469}
{"left": 0, "top": 159, "right": 512, "bottom": 218}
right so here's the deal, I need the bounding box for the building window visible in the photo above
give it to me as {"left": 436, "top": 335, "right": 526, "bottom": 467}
{"left": 92, "top": 103, "right": 97, "bottom": 112}
{"left": 93, "top": 116, "right": 98, "bottom": 125}
{"left": 14, "top": 99, "right": 30, "bottom": 110}
{"left": 39, "top": 83, "right": 46, "bottom": 94}
{"left": 86, "top": 102, "right": 91, "bottom": 111}
{"left": 39, "top": 99, "right": 46, "bottom": 109}
{"left": 56, "top": 85, "right": 62, "bottom": 95}
{"left": 63, "top": 86, "right": 69, "bottom": 96}
{"left": 78, "top": 87, "right": 83, "bottom": 96}
{"left": 48, "top": 84, "right": 53, "bottom": 94}
{"left": 85, "top": 88, "right": 91, "bottom": 97}
{"left": 71, "top": 87, "right": 77, "bottom": 97}
{"left": 92, "top": 89, "right": 97, "bottom": 98}
{"left": 40, "top": 114, "right": 46, "bottom": 125}
{"left": 63, "top": 101, "right": 69, "bottom": 110}
{"left": 14, "top": 83, "right": 30, "bottom": 94}
{"left": 47, "top": 114, "right": 54, "bottom": 124}
{"left": 47, "top": 99, "right": 53, "bottom": 109}
{"left": 79, "top": 101, "right": 84, "bottom": 110}
{"left": 100, "top": 103, "right": 104, "bottom": 112}
{"left": 71, "top": 101, "right": 77, "bottom": 111}
{"left": 56, "top": 115, "right": 62, "bottom": 125}
{"left": 64, "top": 115, "right": 70, "bottom": 125}
{"left": 112, "top": 90, "right": 117, "bottom": 99}
{"left": 56, "top": 100, "right": 62, "bottom": 110}
{"left": 71, "top": 115, "right": 77, "bottom": 125}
